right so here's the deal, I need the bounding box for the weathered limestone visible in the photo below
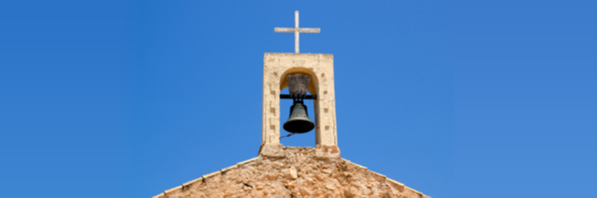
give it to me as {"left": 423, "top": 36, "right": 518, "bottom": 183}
{"left": 261, "top": 53, "right": 339, "bottom": 158}
{"left": 258, "top": 143, "right": 285, "bottom": 158}
{"left": 154, "top": 147, "right": 430, "bottom": 198}
{"left": 315, "top": 145, "right": 341, "bottom": 159}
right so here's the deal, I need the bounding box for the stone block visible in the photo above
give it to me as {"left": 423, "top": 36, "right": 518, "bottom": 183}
{"left": 258, "top": 143, "right": 286, "bottom": 158}
{"left": 315, "top": 145, "right": 341, "bottom": 159}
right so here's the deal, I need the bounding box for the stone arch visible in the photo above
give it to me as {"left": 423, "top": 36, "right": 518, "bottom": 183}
{"left": 279, "top": 67, "right": 319, "bottom": 94}
{"left": 278, "top": 67, "right": 321, "bottom": 144}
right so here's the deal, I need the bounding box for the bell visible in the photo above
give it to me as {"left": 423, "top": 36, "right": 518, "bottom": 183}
{"left": 283, "top": 101, "right": 315, "bottom": 133}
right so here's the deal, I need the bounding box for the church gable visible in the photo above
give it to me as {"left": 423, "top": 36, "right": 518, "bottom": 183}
{"left": 154, "top": 147, "right": 428, "bottom": 198}
{"left": 153, "top": 11, "right": 430, "bottom": 198}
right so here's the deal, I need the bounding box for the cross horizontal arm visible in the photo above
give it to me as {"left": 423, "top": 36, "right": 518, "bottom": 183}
{"left": 298, "top": 28, "right": 320, "bottom": 33}
{"left": 274, "top": 28, "right": 295, "bottom": 32}
{"left": 274, "top": 28, "right": 321, "bottom": 33}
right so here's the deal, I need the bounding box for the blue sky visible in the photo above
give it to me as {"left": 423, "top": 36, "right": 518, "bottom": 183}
{"left": 0, "top": 1, "right": 595, "bottom": 197}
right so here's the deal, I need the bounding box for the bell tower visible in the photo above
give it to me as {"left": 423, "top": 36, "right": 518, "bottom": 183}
{"left": 259, "top": 11, "right": 339, "bottom": 158}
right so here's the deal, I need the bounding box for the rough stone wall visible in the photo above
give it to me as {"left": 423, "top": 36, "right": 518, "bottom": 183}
{"left": 155, "top": 147, "right": 428, "bottom": 198}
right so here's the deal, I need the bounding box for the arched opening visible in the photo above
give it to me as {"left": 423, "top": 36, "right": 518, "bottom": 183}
{"left": 278, "top": 68, "right": 319, "bottom": 147}
{"left": 279, "top": 87, "right": 316, "bottom": 147}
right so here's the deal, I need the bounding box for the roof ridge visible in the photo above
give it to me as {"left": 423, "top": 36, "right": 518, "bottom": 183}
{"left": 153, "top": 157, "right": 259, "bottom": 198}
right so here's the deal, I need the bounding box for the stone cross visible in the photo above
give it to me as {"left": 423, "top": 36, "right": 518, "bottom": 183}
{"left": 274, "top": 11, "right": 321, "bottom": 54}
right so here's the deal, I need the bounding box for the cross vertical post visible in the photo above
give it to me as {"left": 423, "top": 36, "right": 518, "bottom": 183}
{"left": 274, "top": 11, "right": 321, "bottom": 54}
{"left": 295, "top": 11, "right": 299, "bottom": 54}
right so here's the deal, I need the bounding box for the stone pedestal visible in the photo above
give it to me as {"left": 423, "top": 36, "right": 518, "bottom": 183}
{"left": 315, "top": 145, "right": 341, "bottom": 159}
{"left": 258, "top": 143, "right": 286, "bottom": 158}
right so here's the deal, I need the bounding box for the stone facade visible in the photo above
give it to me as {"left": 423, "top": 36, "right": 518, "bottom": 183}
{"left": 152, "top": 53, "right": 431, "bottom": 197}
{"left": 154, "top": 147, "right": 429, "bottom": 198}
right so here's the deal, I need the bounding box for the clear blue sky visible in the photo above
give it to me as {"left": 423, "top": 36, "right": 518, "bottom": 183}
{"left": 1, "top": 1, "right": 595, "bottom": 197}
